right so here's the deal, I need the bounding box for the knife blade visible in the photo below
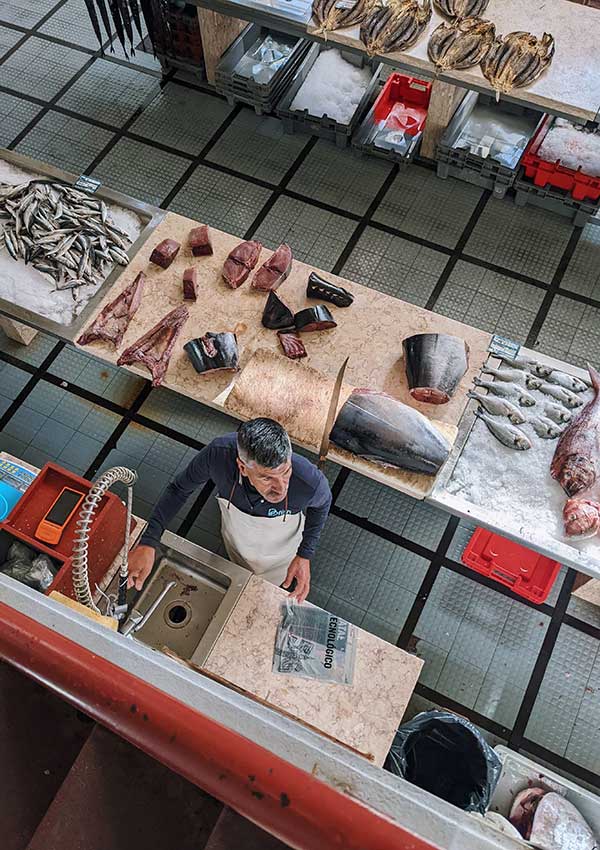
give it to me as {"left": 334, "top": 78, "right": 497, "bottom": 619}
{"left": 318, "top": 356, "right": 349, "bottom": 470}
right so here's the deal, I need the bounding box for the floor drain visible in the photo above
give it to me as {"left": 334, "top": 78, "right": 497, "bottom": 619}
{"left": 164, "top": 601, "right": 191, "bottom": 629}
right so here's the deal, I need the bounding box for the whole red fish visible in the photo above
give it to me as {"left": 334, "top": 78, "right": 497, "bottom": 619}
{"left": 551, "top": 365, "right": 600, "bottom": 497}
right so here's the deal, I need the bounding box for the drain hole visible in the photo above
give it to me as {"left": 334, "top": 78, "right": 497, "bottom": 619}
{"left": 168, "top": 604, "right": 188, "bottom": 624}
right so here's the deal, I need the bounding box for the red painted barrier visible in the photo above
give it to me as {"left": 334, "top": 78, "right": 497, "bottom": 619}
{"left": 0, "top": 601, "right": 440, "bottom": 850}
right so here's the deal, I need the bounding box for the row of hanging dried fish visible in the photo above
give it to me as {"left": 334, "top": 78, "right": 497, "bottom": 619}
{"left": 311, "top": 0, "right": 555, "bottom": 96}
{"left": 82, "top": 0, "right": 162, "bottom": 56}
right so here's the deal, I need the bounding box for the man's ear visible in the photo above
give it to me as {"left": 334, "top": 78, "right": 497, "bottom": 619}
{"left": 236, "top": 457, "right": 247, "bottom": 478}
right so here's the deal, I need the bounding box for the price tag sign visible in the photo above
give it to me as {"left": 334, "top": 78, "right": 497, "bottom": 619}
{"left": 74, "top": 175, "right": 101, "bottom": 194}
{"left": 488, "top": 334, "right": 520, "bottom": 360}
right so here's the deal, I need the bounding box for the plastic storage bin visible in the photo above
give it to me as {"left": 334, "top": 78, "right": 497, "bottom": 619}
{"left": 514, "top": 175, "right": 599, "bottom": 227}
{"left": 352, "top": 72, "right": 431, "bottom": 165}
{"left": 3, "top": 462, "right": 129, "bottom": 601}
{"left": 215, "top": 24, "right": 311, "bottom": 116}
{"left": 490, "top": 746, "right": 600, "bottom": 837}
{"left": 521, "top": 114, "right": 600, "bottom": 203}
{"left": 436, "top": 91, "right": 544, "bottom": 198}
{"left": 276, "top": 43, "right": 381, "bottom": 149}
{"left": 461, "top": 527, "right": 561, "bottom": 604}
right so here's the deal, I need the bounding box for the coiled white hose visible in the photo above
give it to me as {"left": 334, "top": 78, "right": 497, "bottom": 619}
{"left": 71, "top": 466, "right": 137, "bottom": 612}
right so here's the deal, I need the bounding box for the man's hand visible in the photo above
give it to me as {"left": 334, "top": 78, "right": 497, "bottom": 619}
{"left": 282, "top": 556, "right": 310, "bottom": 603}
{"left": 127, "top": 544, "right": 155, "bottom": 591}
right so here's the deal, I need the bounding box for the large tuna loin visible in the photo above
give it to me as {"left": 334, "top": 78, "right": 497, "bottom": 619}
{"left": 77, "top": 271, "right": 145, "bottom": 348}
{"left": 222, "top": 240, "right": 262, "bottom": 289}
{"left": 529, "top": 792, "right": 597, "bottom": 850}
{"left": 117, "top": 305, "right": 189, "bottom": 387}
{"left": 329, "top": 388, "right": 451, "bottom": 475}
{"left": 184, "top": 332, "right": 239, "bottom": 374}
{"left": 551, "top": 365, "right": 600, "bottom": 497}
{"left": 403, "top": 333, "right": 469, "bottom": 404}
{"left": 252, "top": 243, "right": 293, "bottom": 291}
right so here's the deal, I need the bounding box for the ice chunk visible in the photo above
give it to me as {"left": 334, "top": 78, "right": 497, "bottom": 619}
{"left": 290, "top": 49, "right": 372, "bottom": 125}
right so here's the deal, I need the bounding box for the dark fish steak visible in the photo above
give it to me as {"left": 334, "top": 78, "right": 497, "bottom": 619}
{"left": 252, "top": 243, "right": 293, "bottom": 292}
{"left": 278, "top": 331, "right": 307, "bottom": 360}
{"left": 551, "top": 365, "right": 600, "bottom": 497}
{"left": 182, "top": 267, "right": 198, "bottom": 301}
{"left": 150, "top": 238, "right": 181, "bottom": 269}
{"left": 117, "top": 304, "right": 188, "bottom": 387}
{"left": 222, "top": 240, "right": 262, "bottom": 289}
{"left": 188, "top": 224, "right": 213, "bottom": 256}
{"left": 294, "top": 305, "right": 337, "bottom": 332}
{"left": 403, "top": 332, "right": 469, "bottom": 404}
{"left": 307, "top": 272, "right": 354, "bottom": 307}
{"left": 262, "top": 290, "right": 294, "bottom": 330}
{"left": 77, "top": 271, "right": 145, "bottom": 348}
{"left": 184, "top": 332, "right": 239, "bottom": 374}
{"left": 330, "top": 387, "right": 451, "bottom": 475}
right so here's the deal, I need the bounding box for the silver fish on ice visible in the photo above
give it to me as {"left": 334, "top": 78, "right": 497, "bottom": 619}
{"left": 482, "top": 365, "right": 541, "bottom": 389}
{"left": 473, "top": 377, "right": 536, "bottom": 407}
{"left": 543, "top": 402, "right": 572, "bottom": 424}
{"left": 528, "top": 415, "right": 562, "bottom": 439}
{"left": 537, "top": 381, "right": 584, "bottom": 408}
{"left": 474, "top": 408, "right": 532, "bottom": 450}
{"left": 543, "top": 369, "right": 588, "bottom": 393}
{"left": 467, "top": 390, "right": 526, "bottom": 424}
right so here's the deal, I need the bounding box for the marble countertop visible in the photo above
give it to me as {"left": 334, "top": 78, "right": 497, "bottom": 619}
{"left": 201, "top": 575, "right": 423, "bottom": 765}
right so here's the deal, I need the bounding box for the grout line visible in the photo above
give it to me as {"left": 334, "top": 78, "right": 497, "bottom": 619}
{"left": 84, "top": 70, "right": 178, "bottom": 175}
{"left": 396, "top": 516, "right": 459, "bottom": 650}
{"left": 0, "top": 341, "right": 64, "bottom": 432}
{"left": 160, "top": 103, "right": 243, "bottom": 209}
{"left": 243, "top": 136, "right": 318, "bottom": 239}
{"left": 525, "top": 227, "right": 584, "bottom": 348}
{"left": 425, "top": 190, "right": 491, "bottom": 311}
{"left": 83, "top": 382, "right": 153, "bottom": 478}
{"left": 508, "top": 568, "right": 577, "bottom": 750}
{"left": 415, "top": 682, "right": 510, "bottom": 740}
{"left": 177, "top": 481, "right": 215, "bottom": 537}
{"left": 332, "top": 165, "right": 400, "bottom": 276}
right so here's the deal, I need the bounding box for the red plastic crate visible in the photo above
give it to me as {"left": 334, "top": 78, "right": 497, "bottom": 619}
{"left": 372, "top": 73, "right": 431, "bottom": 136}
{"left": 521, "top": 114, "right": 600, "bottom": 203}
{"left": 4, "top": 462, "right": 128, "bottom": 601}
{"left": 461, "top": 528, "right": 561, "bottom": 604}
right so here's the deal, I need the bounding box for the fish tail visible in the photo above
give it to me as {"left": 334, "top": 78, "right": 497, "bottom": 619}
{"left": 587, "top": 362, "right": 600, "bottom": 392}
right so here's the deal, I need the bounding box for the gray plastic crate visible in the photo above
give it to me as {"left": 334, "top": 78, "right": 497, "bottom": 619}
{"left": 514, "top": 174, "right": 600, "bottom": 227}
{"left": 436, "top": 91, "right": 544, "bottom": 199}
{"left": 276, "top": 44, "right": 380, "bottom": 149}
{"left": 215, "top": 24, "right": 310, "bottom": 116}
{"left": 352, "top": 78, "right": 426, "bottom": 166}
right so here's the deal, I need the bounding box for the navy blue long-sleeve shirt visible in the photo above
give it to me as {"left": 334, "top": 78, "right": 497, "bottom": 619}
{"left": 140, "top": 433, "right": 332, "bottom": 559}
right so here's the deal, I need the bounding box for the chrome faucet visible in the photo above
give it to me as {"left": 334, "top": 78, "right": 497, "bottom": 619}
{"left": 71, "top": 466, "right": 137, "bottom": 619}
{"left": 121, "top": 580, "right": 177, "bottom": 637}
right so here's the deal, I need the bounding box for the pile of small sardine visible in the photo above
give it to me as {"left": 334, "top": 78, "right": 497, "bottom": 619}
{"left": 469, "top": 353, "right": 588, "bottom": 451}
{"left": 0, "top": 179, "right": 131, "bottom": 300}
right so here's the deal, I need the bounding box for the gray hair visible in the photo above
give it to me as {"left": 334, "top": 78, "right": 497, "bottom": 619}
{"left": 237, "top": 418, "right": 291, "bottom": 469}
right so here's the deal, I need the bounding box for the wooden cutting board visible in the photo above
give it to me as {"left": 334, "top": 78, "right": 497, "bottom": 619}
{"left": 199, "top": 576, "right": 423, "bottom": 766}
{"left": 225, "top": 348, "right": 457, "bottom": 499}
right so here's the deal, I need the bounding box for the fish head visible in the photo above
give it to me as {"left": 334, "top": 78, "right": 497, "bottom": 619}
{"left": 558, "top": 454, "right": 596, "bottom": 497}
{"left": 563, "top": 498, "right": 600, "bottom": 539}
{"left": 521, "top": 395, "right": 536, "bottom": 407}
{"left": 509, "top": 411, "right": 526, "bottom": 425}
{"left": 525, "top": 375, "right": 542, "bottom": 390}
{"left": 515, "top": 435, "right": 530, "bottom": 450}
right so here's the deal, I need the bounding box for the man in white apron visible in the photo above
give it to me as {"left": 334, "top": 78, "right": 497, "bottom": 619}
{"left": 127, "top": 418, "right": 332, "bottom": 602}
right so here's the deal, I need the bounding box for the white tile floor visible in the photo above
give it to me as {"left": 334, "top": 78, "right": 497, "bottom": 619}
{"left": 1, "top": 0, "right": 600, "bottom": 791}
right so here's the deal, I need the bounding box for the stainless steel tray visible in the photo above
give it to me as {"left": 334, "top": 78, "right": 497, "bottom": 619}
{"left": 427, "top": 348, "right": 600, "bottom": 580}
{"left": 0, "top": 148, "right": 165, "bottom": 343}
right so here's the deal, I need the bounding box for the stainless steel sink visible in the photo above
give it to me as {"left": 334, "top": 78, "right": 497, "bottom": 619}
{"left": 130, "top": 531, "right": 251, "bottom": 664}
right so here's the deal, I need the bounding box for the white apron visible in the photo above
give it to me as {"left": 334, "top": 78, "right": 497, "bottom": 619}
{"left": 217, "top": 480, "right": 305, "bottom": 586}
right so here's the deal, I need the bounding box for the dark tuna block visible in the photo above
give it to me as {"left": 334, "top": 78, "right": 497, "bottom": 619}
{"left": 150, "top": 238, "right": 181, "bottom": 269}
{"left": 189, "top": 225, "right": 213, "bottom": 257}
{"left": 183, "top": 267, "right": 198, "bottom": 301}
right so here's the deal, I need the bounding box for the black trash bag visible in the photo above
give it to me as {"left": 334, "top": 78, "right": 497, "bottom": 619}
{"left": 384, "top": 710, "right": 502, "bottom": 813}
